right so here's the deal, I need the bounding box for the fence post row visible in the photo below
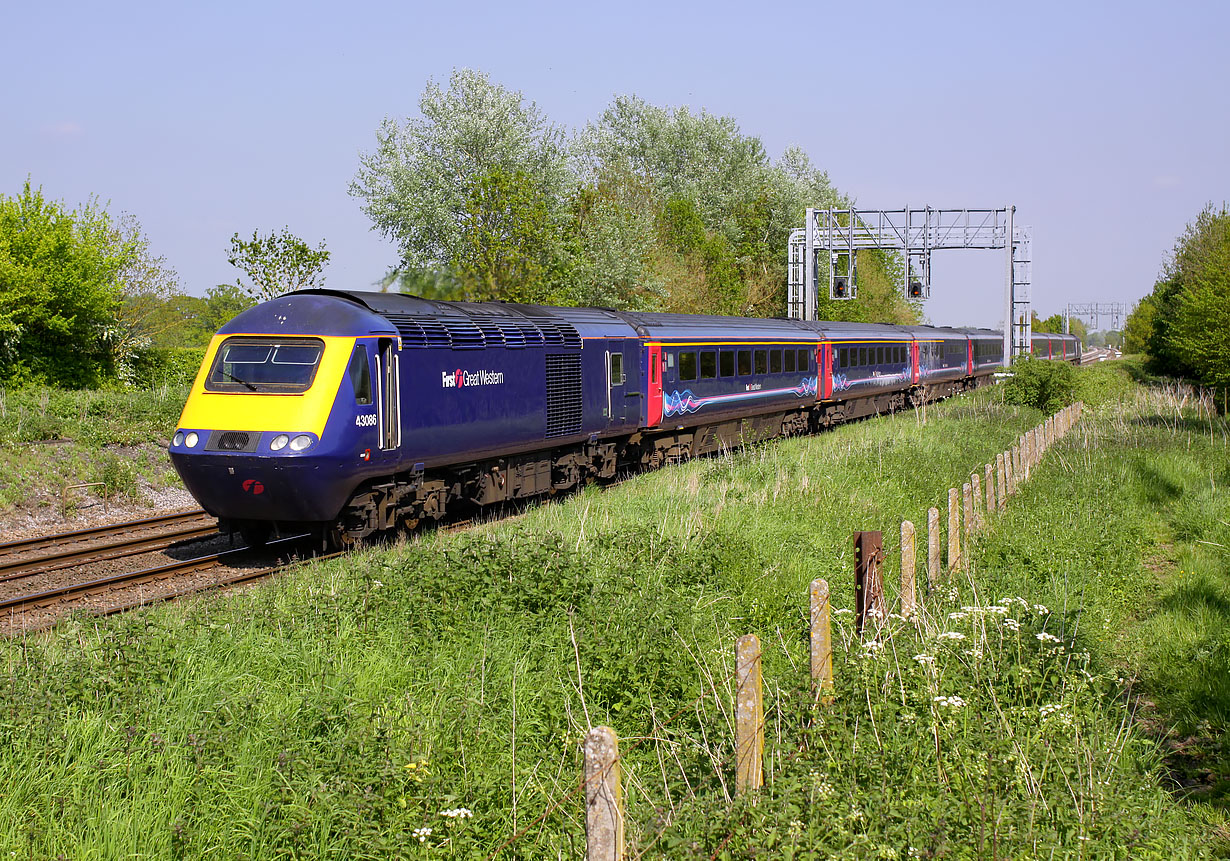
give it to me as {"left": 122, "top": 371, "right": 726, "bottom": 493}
{"left": 810, "top": 579, "right": 834, "bottom": 705}
{"left": 584, "top": 727, "right": 624, "bottom": 861}
{"left": 736, "top": 634, "right": 764, "bottom": 796}
{"left": 576, "top": 404, "right": 1089, "bottom": 860}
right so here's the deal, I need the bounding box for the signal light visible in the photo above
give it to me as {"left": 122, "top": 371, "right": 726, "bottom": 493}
{"left": 833, "top": 276, "right": 849, "bottom": 299}
{"left": 908, "top": 280, "right": 923, "bottom": 299}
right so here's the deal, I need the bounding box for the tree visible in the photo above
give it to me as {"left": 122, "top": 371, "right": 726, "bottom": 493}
{"left": 0, "top": 181, "right": 129, "bottom": 386}
{"left": 104, "top": 213, "right": 183, "bottom": 376}
{"left": 351, "top": 68, "right": 572, "bottom": 279}
{"left": 227, "top": 227, "right": 330, "bottom": 301}
{"left": 1123, "top": 294, "right": 1158, "bottom": 355}
{"left": 201, "top": 284, "right": 257, "bottom": 332}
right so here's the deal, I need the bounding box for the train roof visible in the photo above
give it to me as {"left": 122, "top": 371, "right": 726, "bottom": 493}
{"left": 219, "top": 291, "right": 395, "bottom": 338}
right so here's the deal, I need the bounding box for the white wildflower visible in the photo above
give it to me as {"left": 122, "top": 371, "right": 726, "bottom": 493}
{"left": 1033, "top": 604, "right": 1049, "bottom": 614}
{"left": 1036, "top": 632, "right": 1062, "bottom": 643}
{"left": 440, "top": 807, "right": 473, "bottom": 819}
{"left": 1003, "top": 618, "right": 1021, "bottom": 632}
{"left": 938, "top": 631, "right": 966, "bottom": 641}
{"left": 413, "top": 826, "right": 433, "bottom": 843}
{"left": 948, "top": 611, "right": 968, "bottom": 621}
{"left": 933, "top": 695, "right": 966, "bottom": 709}
{"left": 861, "top": 640, "right": 886, "bottom": 657}
{"left": 834, "top": 608, "right": 854, "bottom": 616}
{"left": 912, "top": 654, "right": 936, "bottom": 665}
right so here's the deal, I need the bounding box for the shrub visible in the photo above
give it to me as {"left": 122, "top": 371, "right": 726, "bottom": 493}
{"left": 1003, "top": 356, "right": 1076, "bottom": 413}
{"left": 124, "top": 347, "right": 207, "bottom": 389}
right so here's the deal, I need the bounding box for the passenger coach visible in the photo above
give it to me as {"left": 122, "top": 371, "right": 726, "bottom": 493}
{"left": 168, "top": 290, "right": 1078, "bottom": 546}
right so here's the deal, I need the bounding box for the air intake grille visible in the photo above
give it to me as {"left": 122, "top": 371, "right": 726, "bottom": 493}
{"left": 544, "top": 354, "right": 583, "bottom": 438}
{"left": 206, "top": 430, "right": 261, "bottom": 452}
{"left": 381, "top": 313, "right": 581, "bottom": 351}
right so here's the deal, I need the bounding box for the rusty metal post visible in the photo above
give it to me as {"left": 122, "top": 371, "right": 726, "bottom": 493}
{"left": 900, "top": 521, "right": 917, "bottom": 618}
{"left": 927, "top": 507, "right": 940, "bottom": 588}
{"left": 854, "top": 531, "right": 885, "bottom": 634}
{"left": 585, "top": 727, "right": 624, "bottom": 860}
{"left": 809, "top": 579, "right": 834, "bottom": 705}
{"left": 736, "top": 634, "right": 763, "bottom": 795}
{"left": 947, "top": 489, "right": 960, "bottom": 572}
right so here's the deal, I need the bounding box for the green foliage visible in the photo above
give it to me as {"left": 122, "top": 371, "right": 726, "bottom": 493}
{"left": 1124, "top": 293, "right": 1159, "bottom": 354}
{"left": 0, "top": 385, "right": 1220, "bottom": 856}
{"left": 1144, "top": 204, "right": 1230, "bottom": 391}
{"left": 227, "top": 227, "right": 330, "bottom": 301}
{"left": 0, "top": 181, "right": 130, "bottom": 387}
{"left": 124, "top": 347, "right": 207, "bottom": 389}
{"left": 353, "top": 70, "right": 920, "bottom": 323}
{"left": 1003, "top": 356, "right": 1078, "bottom": 413}
{"left": 351, "top": 68, "right": 572, "bottom": 276}
{"left": 451, "top": 167, "right": 558, "bottom": 303}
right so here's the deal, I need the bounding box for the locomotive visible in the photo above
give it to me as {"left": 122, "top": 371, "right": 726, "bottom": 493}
{"left": 168, "top": 289, "right": 1079, "bottom": 546}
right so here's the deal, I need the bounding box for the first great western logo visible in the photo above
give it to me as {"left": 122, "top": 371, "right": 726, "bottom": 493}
{"left": 441, "top": 368, "right": 506, "bottom": 388}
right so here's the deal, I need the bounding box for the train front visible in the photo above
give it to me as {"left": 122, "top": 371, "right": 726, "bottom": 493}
{"left": 168, "top": 293, "right": 395, "bottom": 544}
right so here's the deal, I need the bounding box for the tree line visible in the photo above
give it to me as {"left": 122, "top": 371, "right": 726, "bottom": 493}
{"left": 3, "top": 68, "right": 926, "bottom": 389}
{"left": 1124, "top": 204, "right": 1229, "bottom": 395}
{"left": 350, "top": 69, "right": 919, "bottom": 324}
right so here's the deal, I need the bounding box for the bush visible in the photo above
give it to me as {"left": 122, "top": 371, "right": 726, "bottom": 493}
{"left": 1003, "top": 356, "right": 1077, "bottom": 413}
{"left": 123, "top": 347, "right": 207, "bottom": 389}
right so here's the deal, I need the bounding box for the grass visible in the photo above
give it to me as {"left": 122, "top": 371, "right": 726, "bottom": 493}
{"left": 0, "top": 365, "right": 1225, "bottom": 858}
{"left": 0, "top": 385, "right": 188, "bottom": 515}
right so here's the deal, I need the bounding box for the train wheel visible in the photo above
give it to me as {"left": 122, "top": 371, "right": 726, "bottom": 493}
{"left": 239, "top": 523, "right": 271, "bottom": 548}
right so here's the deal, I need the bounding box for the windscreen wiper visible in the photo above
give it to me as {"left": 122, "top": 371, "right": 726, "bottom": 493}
{"left": 219, "top": 370, "right": 259, "bottom": 392}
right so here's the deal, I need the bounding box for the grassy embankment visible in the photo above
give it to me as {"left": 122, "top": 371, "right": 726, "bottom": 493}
{"left": 0, "top": 385, "right": 188, "bottom": 517}
{"left": 0, "top": 363, "right": 1226, "bottom": 858}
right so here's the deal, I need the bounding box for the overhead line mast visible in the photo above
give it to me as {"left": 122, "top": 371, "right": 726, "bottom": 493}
{"left": 787, "top": 206, "right": 1033, "bottom": 365}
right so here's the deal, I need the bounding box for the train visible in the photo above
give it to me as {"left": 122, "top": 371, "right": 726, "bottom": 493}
{"left": 168, "top": 289, "right": 1080, "bottom": 547}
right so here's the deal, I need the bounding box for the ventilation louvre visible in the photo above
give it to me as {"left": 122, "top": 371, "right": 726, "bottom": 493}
{"left": 379, "top": 312, "right": 579, "bottom": 351}
{"left": 544, "top": 354, "right": 583, "bottom": 438}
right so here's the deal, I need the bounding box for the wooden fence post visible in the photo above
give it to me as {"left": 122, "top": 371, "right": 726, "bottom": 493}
{"left": 962, "top": 483, "right": 974, "bottom": 551}
{"left": 927, "top": 507, "right": 940, "bottom": 588}
{"left": 585, "top": 727, "right": 624, "bottom": 861}
{"left": 985, "top": 463, "right": 995, "bottom": 514}
{"left": 809, "top": 579, "right": 834, "bottom": 705}
{"left": 971, "top": 472, "right": 983, "bottom": 530}
{"left": 996, "top": 453, "right": 1007, "bottom": 510}
{"left": 947, "top": 488, "right": 960, "bottom": 572}
{"left": 854, "top": 531, "right": 886, "bottom": 634}
{"left": 900, "top": 521, "right": 916, "bottom": 618}
{"left": 736, "top": 634, "right": 763, "bottom": 795}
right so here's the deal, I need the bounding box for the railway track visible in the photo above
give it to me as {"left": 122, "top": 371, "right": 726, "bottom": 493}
{"left": 0, "top": 509, "right": 217, "bottom": 582}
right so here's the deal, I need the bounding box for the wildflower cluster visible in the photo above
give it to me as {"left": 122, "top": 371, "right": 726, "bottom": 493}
{"left": 412, "top": 826, "right": 432, "bottom": 843}
{"left": 933, "top": 695, "right": 966, "bottom": 709}
{"left": 440, "top": 807, "right": 474, "bottom": 819}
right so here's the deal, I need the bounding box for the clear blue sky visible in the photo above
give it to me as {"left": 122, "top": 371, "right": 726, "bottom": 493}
{"left": 4, "top": 0, "right": 1226, "bottom": 329}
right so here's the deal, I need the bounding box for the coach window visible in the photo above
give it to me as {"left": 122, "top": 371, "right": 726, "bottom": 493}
{"left": 738, "top": 349, "right": 751, "bottom": 375}
{"left": 700, "top": 350, "right": 717, "bottom": 379}
{"left": 770, "top": 349, "right": 782, "bottom": 373}
{"left": 348, "top": 345, "right": 372, "bottom": 405}
{"left": 798, "top": 349, "right": 809, "bottom": 370}
{"left": 679, "top": 351, "right": 697, "bottom": 381}
{"left": 610, "top": 352, "right": 625, "bottom": 386}
{"left": 784, "top": 349, "right": 796, "bottom": 373}
{"left": 720, "top": 349, "right": 734, "bottom": 377}
{"left": 754, "top": 350, "right": 767, "bottom": 374}
{"left": 857, "top": 347, "right": 866, "bottom": 366}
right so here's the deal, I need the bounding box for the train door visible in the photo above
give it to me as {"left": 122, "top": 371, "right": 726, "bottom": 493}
{"left": 645, "top": 343, "right": 663, "bottom": 426}
{"left": 820, "top": 343, "right": 832, "bottom": 400}
{"left": 967, "top": 340, "right": 974, "bottom": 375}
{"left": 375, "top": 338, "right": 400, "bottom": 451}
{"left": 911, "top": 341, "right": 920, "bottom": 385}
{"left": 606, "top": 344, "right": 628, "bottom": 426}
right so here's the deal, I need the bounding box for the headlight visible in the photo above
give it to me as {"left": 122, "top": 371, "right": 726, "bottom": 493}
{"left": 289, "top": 434, "right": 313, "bottom": 452}
{"left": 185, "top": 432, "right": 199, "bottom": 448}
{"left": 270, "top": 434, "right": 289, "bottom": 451}
{"left": 173, "top": 431, "right": 184, "bottom": 447}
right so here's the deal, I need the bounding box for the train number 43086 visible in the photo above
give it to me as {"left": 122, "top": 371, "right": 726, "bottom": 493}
{"left": 355, "top": 414, "right": 377, "bottom": 427}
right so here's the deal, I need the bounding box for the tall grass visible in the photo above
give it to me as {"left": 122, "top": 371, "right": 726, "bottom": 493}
{"left": 0, "top": 367, "right": 1222, "bottom": 857}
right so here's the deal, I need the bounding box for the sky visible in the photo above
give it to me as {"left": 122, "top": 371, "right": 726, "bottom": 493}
{"left": 4, "top": 0, "right": 1227, "bottom": 330}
